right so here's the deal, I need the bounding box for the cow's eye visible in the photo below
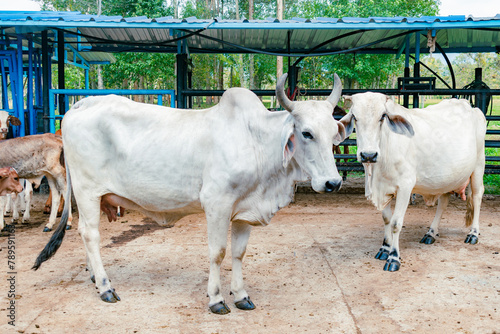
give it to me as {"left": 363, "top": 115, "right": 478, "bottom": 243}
{"left": 380, "top": 114, "right": 387, "bottom": 122}
{"left": 302, "top": 131, "right": 314, "bottom": 140}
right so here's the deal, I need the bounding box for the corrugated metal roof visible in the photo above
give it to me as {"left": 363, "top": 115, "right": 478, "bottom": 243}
{"left": 1, "top": 11, "right": 500, "bottom": 56}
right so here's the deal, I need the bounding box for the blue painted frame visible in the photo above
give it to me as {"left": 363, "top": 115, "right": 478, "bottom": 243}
{"left": 48, "top": 89, "right": 176, "bottom": 133}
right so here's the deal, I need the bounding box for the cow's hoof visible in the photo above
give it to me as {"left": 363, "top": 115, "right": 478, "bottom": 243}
{"left": 209, "top": 301, "right": 231, "bottom": 315}
{"left": 235, "top": 297, "right": 256, "bottom": 310}
{"left": 66, "top": 225, "right": 72, "bottom": 230}
{"left": 375, "top": 249, "right": 389, "bottom": 260}
{"left": 43, "top": 227, "right": 51, "bottom": 232}
{"left": 90, "top": 275, "right": 96, "bottom": 284}
{"left": 464, "top": 234, "right": 478, "bottom": 245}
{"left": 383, "top": 260, "right": 400, "bottom": 272}
{"left": 100, "top": 289, "right": 120, "bottom": 303}
{"left": 420, "top": 234, "right": 435, "bottom": 244}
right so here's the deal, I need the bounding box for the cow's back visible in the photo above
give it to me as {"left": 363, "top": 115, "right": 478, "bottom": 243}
{"left": 0, "top": 133, "right": 64, "bottom": 179}
{"left": 387, "top": 99, "right": 486, "bottom": 195}
{"left": 62, "top": 93, "right": 280, "bottom": 215}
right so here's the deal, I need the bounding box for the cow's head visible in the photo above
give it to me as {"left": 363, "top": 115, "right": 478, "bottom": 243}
{"left": 276, "top": 73, "right": 345, "bottom": 193}
{"left": 0, "top": 110, "right": 21, "bottom": 140}
{"left": 340, "top": 92, "right": 414, "bottom": 164}
{"left": 0, "top": 167, "right": 23, "bottom": 196}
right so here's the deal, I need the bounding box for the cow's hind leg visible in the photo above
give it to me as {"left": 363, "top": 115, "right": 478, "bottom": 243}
{"left": 0, "top": 196, "right": 6, "bottom": 230}
{"left": 78, "top": 197, "right": 119, "bottom": 302}
{"left": 465, "top": 168, "right": 484, "bottom": 244}
{"left": 384, "top": 189, "right": 412, "bottom": 272}
{"left": 420, "top": 193, "right": 450, "bottom": 244}
{"left": 375, "top": 205, "right": 392, "bottom": 261}
{"left": 43, "top": 177, "right": 61, "bottom": 232}
{"left": 230, "top": 221, "right": 255, "bottom": 311}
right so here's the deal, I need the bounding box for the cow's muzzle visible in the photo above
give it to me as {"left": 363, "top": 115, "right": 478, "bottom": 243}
{"left": 360, "top": 152, "right": 378, "bottom": 163}
{"left": 325, "top": 180, "right": 341, "bottom": 193}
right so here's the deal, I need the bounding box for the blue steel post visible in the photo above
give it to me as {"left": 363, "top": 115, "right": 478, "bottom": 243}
{"left": 42, "top": 30, "right": 51, "bottom": 134}
{"left": 28, "top": 37, "right": 36, "bottom": 135}
{"left": 16, "top": 35, "right": 24, "bottom": 137}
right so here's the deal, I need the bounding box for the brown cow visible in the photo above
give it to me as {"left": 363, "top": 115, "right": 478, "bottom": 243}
{"left": 44, "top": 129, "right": 64, "bottom": 216}
{"left": 0, "top": 133, "right": 72, "bottom": 231}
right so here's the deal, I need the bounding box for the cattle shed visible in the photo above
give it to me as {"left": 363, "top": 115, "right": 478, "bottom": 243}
{"left": 0, "top": 10, "right": 499, "bottom": 173}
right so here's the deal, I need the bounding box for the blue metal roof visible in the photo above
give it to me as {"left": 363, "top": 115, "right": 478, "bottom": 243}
{"left": 1, "top": 11, "right": 500, "bottom": 55}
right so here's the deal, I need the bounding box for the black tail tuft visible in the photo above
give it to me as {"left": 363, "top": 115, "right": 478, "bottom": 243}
{"left": 32, "top": 208, "right": 69, "bottom": 270}
{"left": 33, "top": 155, "right": 73, "bottom": 271}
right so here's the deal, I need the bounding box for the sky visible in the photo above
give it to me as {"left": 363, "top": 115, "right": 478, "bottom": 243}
{"left": 0, "top": 0, "right": 500, "bottom": 16}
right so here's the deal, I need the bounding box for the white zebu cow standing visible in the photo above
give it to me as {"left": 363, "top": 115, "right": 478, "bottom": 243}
{"left": 340, "top": 93, "right": 486, "bottom": 272}
{"left": 33, "top": 74, "right": 347, "bottom": 314}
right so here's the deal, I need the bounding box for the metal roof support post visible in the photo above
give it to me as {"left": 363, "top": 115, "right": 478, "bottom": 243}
{"left": 288, "top": 65, "right": 299, "bottom": 100}
{"left": 27, "top": 36, "right": 36, "bottom": 135}
{"left": 413, "top": 32, "right": 421, "bottom": 108}
{"left": 403, "top": 35, "right": 410, "bottom": 108}
{"left": 57, "top": 30, "right": 66, "bottom": 120}
{"left": 42, "top": 30, "right": 51, "bottom": 133}
{"left": 1, "top": 56, "right": 8, "bottom": 109}
{"left": 176, "top": 35, "right": 188, "bottom": 109}
{"left": 16, "top": 35, "right": 24, "bottom": 137}
{"left": 176, "top": 53, "right": 188, "bottom": 109}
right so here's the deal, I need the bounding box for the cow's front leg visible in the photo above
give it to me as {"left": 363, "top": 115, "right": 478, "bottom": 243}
{"left": 384, "top": 190, "right": 412, "bottom": 272}
{"left": 465, "top": 168, "right": 484, "bottom": 244}
{"left": 375, "top": 205, "right": 392, "bottom": 261}
{"left": 230, "top": 221, "right": 255, "bottom": 311}
{"left": 206, "top": 212, "right": 231, "bottom": 314}
{"left": 420, "top": 193, "right": 449, "bottom": 244}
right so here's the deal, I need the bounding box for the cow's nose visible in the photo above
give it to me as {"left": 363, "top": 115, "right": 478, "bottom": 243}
{"left": 360, "top": 152, "right": 378, "bottom": 163}
{"left": 325, "top": 180, "right": 341, "bottom": 193}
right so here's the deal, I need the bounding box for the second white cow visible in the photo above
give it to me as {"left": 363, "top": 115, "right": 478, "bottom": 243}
{"left": 340, "top": 93, "right": 486, "bottom": 272}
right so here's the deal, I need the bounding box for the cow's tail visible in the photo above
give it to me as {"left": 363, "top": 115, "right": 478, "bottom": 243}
{"left": 32, "top": 158, "right": 73, "bottom": 271}
{"left": 465, "top": 184, "right": 474, "bottom": 228}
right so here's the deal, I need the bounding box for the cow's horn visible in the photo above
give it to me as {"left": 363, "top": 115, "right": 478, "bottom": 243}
{"left": 276, "top": 73, "right": 295, "bottom": 112}
{"left": 326, "top": 73, "right": 342, "bottom": 107}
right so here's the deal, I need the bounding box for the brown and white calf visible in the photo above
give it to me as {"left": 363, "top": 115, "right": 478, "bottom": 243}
{"left": 0, "top": 133, "right": 72, "bottom": 231}
{"left": 0, "top": 167, "right": 23, "bottom": 196}
{"left": 43, "top": 129, "right": 65, "bottom": 216}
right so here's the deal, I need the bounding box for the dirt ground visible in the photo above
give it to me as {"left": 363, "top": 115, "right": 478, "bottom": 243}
{"left": 0, "top": 178, "right": 499, "bottom": 334}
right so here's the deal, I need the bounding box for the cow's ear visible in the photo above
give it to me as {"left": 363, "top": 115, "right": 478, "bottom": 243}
{"left": 333, "top": 121, "right": 346, "bottom": 146}
{"left": 281, "top": 116, "right": 296, "bottom": 168}
{"left": 8, "top": 116, "right": 21, "bottom": 126}
{"left": 384, "top": 99, "right": 414, "bottom": 137}
{"left": 339, "top": 112, "right": 355, "bottom": 138}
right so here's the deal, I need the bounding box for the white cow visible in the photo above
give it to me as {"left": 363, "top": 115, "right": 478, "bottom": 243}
{"left": 340, "top": 93, "right": 486, "bottom": 272}
{"left": 33, "top": 74, "right": 347, "bottom": 314}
